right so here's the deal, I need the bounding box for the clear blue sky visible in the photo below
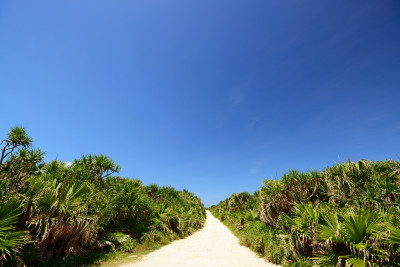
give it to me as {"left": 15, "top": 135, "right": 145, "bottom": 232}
{"left": 1, "top": 0, "right": 400, "bottom": 206}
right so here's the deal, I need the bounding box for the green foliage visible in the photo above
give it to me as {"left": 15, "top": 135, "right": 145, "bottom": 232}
{"left": 27, "top": 171, "right": 96, "bottom": 259}
{"left": 0, "top": 126, "right": 32, "bottom": 164}
{"left": 0, "top": 126, "right": 206, "bottom": 265}
{"left": 210, "top": 159, "right": 400, "bottom": 266}
{"left": 210, "top": 191, "right": 285, "bottom": 265}
{"left": 0, "top": 199, "right": 24, "bottom": 265}
{"left": 388, "top": 224, "right": 400, "bottom": 244}
{"left": 72, "top": 154, "right": 121, "bottom": 185}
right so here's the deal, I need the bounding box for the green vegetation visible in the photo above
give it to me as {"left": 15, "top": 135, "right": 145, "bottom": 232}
{"left": 0, "top": 126, "right": 206, "bottom": 266}
{"left": 210, "top": 160, "right": 400, "bottom": 266}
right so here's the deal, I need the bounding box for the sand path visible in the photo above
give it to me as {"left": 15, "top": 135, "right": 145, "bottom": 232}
{"left": 121, "top": 211, "right": 279, "bottom": 267}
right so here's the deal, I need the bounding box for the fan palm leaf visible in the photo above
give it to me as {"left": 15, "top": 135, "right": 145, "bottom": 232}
{"left": 0, "top": 200, "right": 24, "bottom": 264}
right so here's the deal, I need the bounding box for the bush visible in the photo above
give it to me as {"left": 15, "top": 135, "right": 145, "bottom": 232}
{"left": 0, "top": 127, "right": 206, "bottom": 265}
{"left": 210, "top": 159, "right": 400, "bottom": 266}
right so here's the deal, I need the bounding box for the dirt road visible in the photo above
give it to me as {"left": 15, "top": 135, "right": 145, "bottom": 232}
{"left": 121, "top": 211, "right": 278, "bottom": 267}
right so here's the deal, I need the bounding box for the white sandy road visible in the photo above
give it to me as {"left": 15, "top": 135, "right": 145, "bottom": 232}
{"left": 121, "top": 210, "right": 279, "bottom": 267}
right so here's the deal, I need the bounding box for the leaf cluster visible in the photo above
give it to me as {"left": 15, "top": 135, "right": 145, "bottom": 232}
{"left": 0, "top": 127, "right": 206, "bottom": 265}
{"left": 210, "top": 159, "right": 400, "bottom": 266}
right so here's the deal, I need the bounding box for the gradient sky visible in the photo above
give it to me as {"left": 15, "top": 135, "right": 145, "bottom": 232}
{"left": 1, "top": 0, "right": 400, "bottom": 206}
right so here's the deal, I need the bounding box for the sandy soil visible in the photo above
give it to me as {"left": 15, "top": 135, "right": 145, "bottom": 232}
{"left": 120, "top": 211, "right": 279, "bottom": 267}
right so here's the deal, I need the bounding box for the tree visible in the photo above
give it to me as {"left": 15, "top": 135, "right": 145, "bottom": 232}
{"left": 0, "top": 126, "right": 32, "bottom": 166}
{"left": 72, "top": 154, "right": 121, "bottom": 185}
{"left": 0, "top": 127, "right": 44, "bottom": 193}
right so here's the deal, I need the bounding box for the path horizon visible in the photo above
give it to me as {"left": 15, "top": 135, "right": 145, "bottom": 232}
{"left": 120, "top": 210, "right": 279, "bottom": 267}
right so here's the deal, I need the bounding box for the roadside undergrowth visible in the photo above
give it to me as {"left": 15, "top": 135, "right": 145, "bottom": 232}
{"left": 210, "top": 159, "right": 400, "bottom": 266}
{"left": 0, "top": 126, "right": 206, "bottom": 266}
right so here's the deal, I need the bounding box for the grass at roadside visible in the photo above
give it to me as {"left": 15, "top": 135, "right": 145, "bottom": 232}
{"left": 99, "top": 243, "right": 164, "bottom": 267}
{"left": 41, "top": 243, "right": 166, "bottom": 267}
{"left": 210, "top": 210, "right": 283, "bottom": 265}
{"left": 41, "top": 218, "right": 207, "bottom": 267}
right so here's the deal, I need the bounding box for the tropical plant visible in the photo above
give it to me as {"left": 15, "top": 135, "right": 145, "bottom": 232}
{"left": 0, "top": 199, "right": 25, "bottom": 266}
{"left": 210, "top": 159, "right": 400, "bottom": 266}
{"left": 72, "top": 154, "right": 121, "bottom": 186}
{"left": 0, "top": 126, "right": 206, "bottom": 265}
{"left": 27, "top": 170, "right": 96, "bottom": 259}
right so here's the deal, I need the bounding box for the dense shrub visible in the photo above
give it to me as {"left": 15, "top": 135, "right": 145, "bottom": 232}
{"left": 210, "top": 159, "right": 400, "bottom": 266}
{"left": 0, "top": 127, "right": 206, "bottom": 265}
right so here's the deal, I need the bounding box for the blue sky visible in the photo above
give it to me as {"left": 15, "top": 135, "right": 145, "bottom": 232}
{"left": 1, "top": 0, "right": 400, "bottom": 206}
